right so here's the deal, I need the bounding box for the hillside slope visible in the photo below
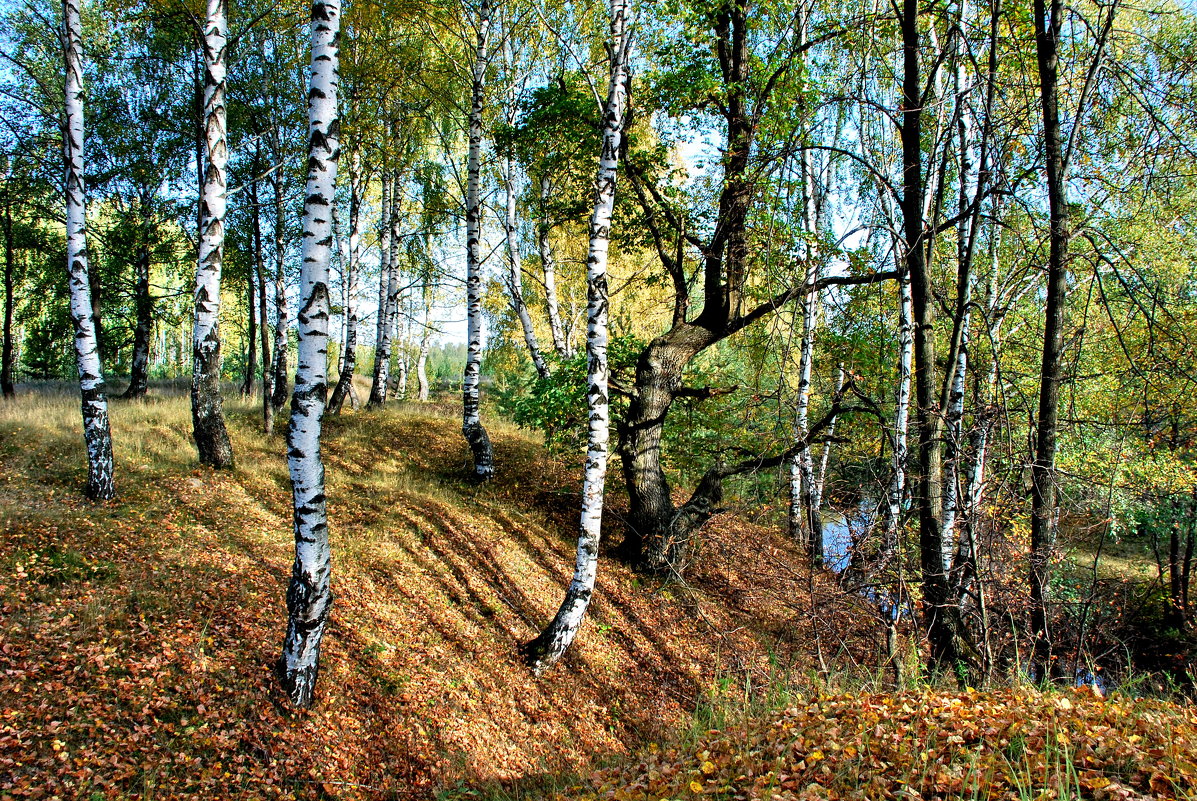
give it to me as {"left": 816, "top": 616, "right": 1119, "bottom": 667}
{"left": 0, "top": 385, "right": 862, "bottom": 800}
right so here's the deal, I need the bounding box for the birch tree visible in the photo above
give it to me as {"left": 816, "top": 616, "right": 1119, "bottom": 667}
{"left": 62, "top": 0, "right": 115, "bottom": 500}
{"left": 538, "top": 176, "right": 568, "bottom": 358}
{"left": 499, "top": 29, "right": 548, "bottom": 380}
{"left": 367, "top": 169, "right": 393, "bottom": 407}
{"left": 328, "top": 153, "right": 362, "bottom": 414}
{"left": 882, "top": 269, "right": 913, "bottom": 554}
{"left": 1, "top": 171, "right": 13, "bottom": 399}
{"left": 524, "top": 0, "right": 631, "bottom": 674}
{"left": 280, "top": 0, "right": 341, "bottom": 708}
{"left": 269, "top": 167, "right": 290, "bottom": 421}
{"left": 191, "top": 0, "right": 234, "bottom": 468}
{"left": 461, "top": 0, "right": 494, "bottom": 479}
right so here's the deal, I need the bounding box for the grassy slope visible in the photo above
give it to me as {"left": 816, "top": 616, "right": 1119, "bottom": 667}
{"left": 0, "top": 383, "right": 862, "bottom": 800}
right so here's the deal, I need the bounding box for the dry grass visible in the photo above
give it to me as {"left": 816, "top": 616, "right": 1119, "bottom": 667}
{"left": 0, "top": 381, "right": 866, "bottom": 800}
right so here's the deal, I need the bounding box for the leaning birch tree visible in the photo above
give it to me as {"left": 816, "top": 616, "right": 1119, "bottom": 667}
{"left": 62, "top": 0, "right": 115, "bottom": 500}
{"left": 191, "top": 0, "right": 234, "bottom": 468}
{"left": 524, "top": 0, "right": 631, "bottom": 673}
{"left": 280, "top": 0, "right": 341, "bottom": 708}
{"left": 461, "top": 0, "right": 494, "bottom": 479}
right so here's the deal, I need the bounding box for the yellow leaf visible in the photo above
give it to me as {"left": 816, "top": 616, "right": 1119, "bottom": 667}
{"left": 689, "top": 780, "right": 703, "bottom": 793}
{"left": 809, "top": 751, "right": 824, "bottom": 761}
{"left": 701, "top": 761, "right": 716, "bottom": 774}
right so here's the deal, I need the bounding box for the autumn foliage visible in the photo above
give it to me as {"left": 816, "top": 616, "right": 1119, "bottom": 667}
{"left": 577, "top": 687, "right": 1197, "bottom": 800}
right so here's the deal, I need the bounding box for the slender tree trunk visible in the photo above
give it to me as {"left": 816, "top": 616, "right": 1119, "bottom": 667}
{"left": 280, "top": 0, "right": 340, "bottom": 708}
{"left": 367, "top": 170, "right": 393, "bottom": 407}
{"left": 393, "top": 303, "right": 408, "bottom": 399}
{"left": 538, "top": 176, "right": 568, "bottom": 358}
{"left": 249, "top": 177, "right": 273, "bottom": 429}
{"left": 3, "top": 174, "right": 17, "bottom": 398}
{"left": 329, "top": 153, "right": 361, "bottom": 414}
{"left": 270, "top": 169, "right": 290, "bottom": 417}
{"left": 1030, "top": 0, "right": 1070, "bottom": 678}
{"left": 883, "top": 268, "right": 914, "bottom": 553}
{"left": 89, "top": 247, "right": 102, "bottom": 365}
{"left": 462, "top": 0, "right": 494, "bottom": 479}
{"left": 386, "top": 167, "right": 404, "bottom": 399}
{"left": 61, "top": 0, "right": 114, "bottom": 499}
{"left": 241, "top": 261, "right": 257, "bottom": 396}
{"left": 813, "top": 363, "right": 845, "bottom": 518}
{"left": 417, "top": 269, "right": 431, "bottom": 402}
{"left": 122, "top": 204, "right": 153, "bottom": 399}
{"left": 788, "top": 106, "right": 822, "bottom": 560}
{"left": 525, "top": 0, "right": 630, "bottom": 672}
{"left": 902, "top": 0, "right": 960, "bottom": 673}
{"left": 190, "top": 0, "right": 234, "bottom": 469}
{"left": 503, "top": 156, "right": 548, "bottom": 379}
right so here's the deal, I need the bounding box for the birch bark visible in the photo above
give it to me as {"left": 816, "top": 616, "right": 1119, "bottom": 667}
{"left": 417, "top": 265, "right": 431, "bottom": 402}
{"left": 281, "top": 0, "right": 340, "bottom": 708}
{"left": 368, "top": 170, "right": 393, "bottom": 407}
{"left": 328, "top": 152, "right": 361, "bottom": 414}
{"left": 882, "top": 268, "right": 913, "bottom": 554}
{"left": 524, "top": 0, "right": 630, "bottom": 673}
{"left": 270, "top": 166, "right": 290, "bottom": 416}
{"left": 787, "top": 106, "right": 821, "bottom": 559}
{"left": 250, "top": 177, "right": 273, "bottom": 427}
{"left": 62, "top": 0, "right": 115, "bottom": 499}
{"left": 504, "top": 156, "right": 548, "bottom": 378}
{"left": 191, "top": 0, "right": 234, "bottom": 469}
{"left": 538, "top": 177, "right": 568, "bottom": 358}
{"left": 462, "top": 0, "right": 494, "bottom": 479}
{"left": 1, "top": 174, "right": 13, "bottom": 398}
{"left": 387, "top": 177, "right": 405, "bottom": 399}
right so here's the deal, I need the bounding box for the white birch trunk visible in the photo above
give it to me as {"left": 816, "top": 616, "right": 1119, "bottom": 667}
{"left": 882, "top": 268, "right": 914, "bottom": 554}
{"left": 417, "top": 272, "right": 431, "bottom": 401}
{"left": 941, "top": 3, "right": 976, "bottom": 570}
{"left": 539, "top": 176, "right": 568, "bottom": 358}
{"left": 368, "top": 170, "right": 393, "bottom": 406}
{"left": 786, "top": 10, "right": 821, "bottom": 561}
{"left": 387, "top": 179, "right": 405, "bottom": 399}
{"left": 504, "top": 156, "right": 549, "bottom": 378}
{"left": 268, "top": 166, "right": 289, "bottom": 425}
{"left": 788, "top": 257, "right": 820, "bottom": 558}
{"left": 814, "top": 363, "right": 846, "bottom": 515}
{"left": 328, "top": 152, "right": 361, "bottom": 414}
{"left": 191, "top": 0, "right": 234, "bottom": 468}
{"left": 524, "top": 0, "right": 631, "bottom": 674}
{"left": 61, "top": 0, "right": 115, "bottom": 500}
{"left": 462, "top": 0, "right": 494, "bottom": 479}
{"left": 280, "top": 0, "right": 340, "bottom": 708}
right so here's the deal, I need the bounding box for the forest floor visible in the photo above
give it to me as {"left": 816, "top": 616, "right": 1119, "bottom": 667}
{"left": 2, "top": 382, "right": 1195, "bottom": 800}
{"left": 0, "top": 381, "right": 872, "bottom": 800}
